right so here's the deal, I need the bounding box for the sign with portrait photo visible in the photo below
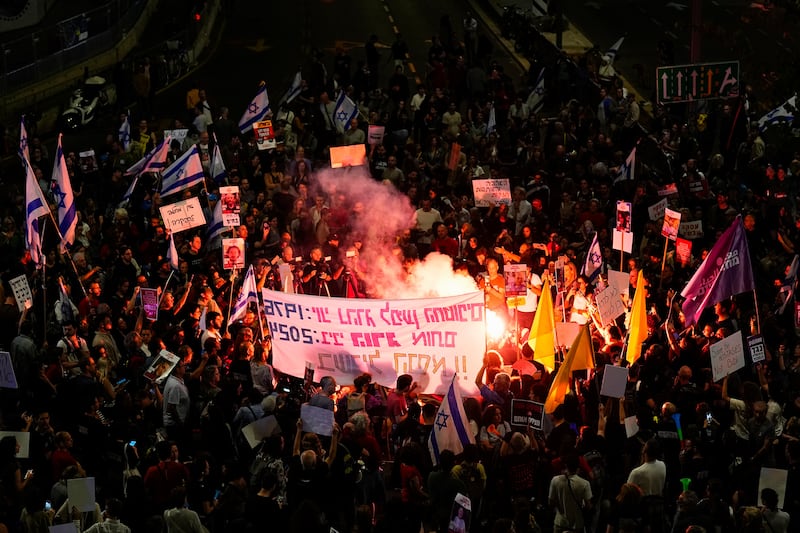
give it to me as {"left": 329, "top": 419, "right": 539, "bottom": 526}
{"left": 616, "top": 201, "right": 632, "bottom": 233}
{"left": 503, "top": 264, "right": 528, "bottom": 297}
{"left": 143, "top": 350, "right": 180, "bottom": 383}
{"left": 219, "top": 186, "right": 241, "bottom": 227}
{"left": 661, "top": 208, "right": 681, "bottom": 241}
{"left": 222, "top": 238, "right": 246, "bottom": 270}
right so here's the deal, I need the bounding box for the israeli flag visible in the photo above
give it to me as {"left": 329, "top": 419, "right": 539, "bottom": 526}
{"left": 582, "top": 232, "right": 603, "bottom": 281}
{"left": 758, "top": 95, "right": 797, "bottom": 133}
{"left": 230, "top": 265, "right": 259, "bottom": 323}
{"left": 428, "top": 378, "right": 475, "bottom": 465}
{"left": 279, "top": 70, "right": 303, "bottom": 106}
{"left": 239, "top": 83, "right": 271, "bottom": 134}
{"left": 24, "top": 150, "right": 49, "bottom": 267}
{"left": 613, "top": 147, "right": 636, "bottom": 184}
{"left": 167, "top": 232, "right": 179, "bottom": 271}
{"left": 160, "top": 145, "right": 205, "bottom": 197}
{"left": 210, "top": 133, "right": 227, "bottom": 185}
{"left": 206, "top": 199, "right": 226, "bottom": 248}
{"left": 19, "top": 116, "right": 30, "bottom": 164}
{"left": 605, "top": 36, "right": 625, "bottom": 64}
{"left": 118, "top": 112, "right": 131, "bottom": 152}
{"left": 125, "top": 136, "right": 172, "bottom": 176}
{"left": 526, "top": 68, "right": 546, "bottom": 114}
{"left": 333, "top": 91, "right": 358, "bottom": 132}
{"left": 53, "top": 134, "right": 76, "bottom": 252}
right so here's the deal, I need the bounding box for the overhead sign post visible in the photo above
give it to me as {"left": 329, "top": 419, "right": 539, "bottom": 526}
{"left": 657, "top": 61, "right": 739, "bottom": 104}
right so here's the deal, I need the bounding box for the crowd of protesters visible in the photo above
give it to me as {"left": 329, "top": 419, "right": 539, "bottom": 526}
{"left": 0, "top": 7, "right": 799, "bottom": 533}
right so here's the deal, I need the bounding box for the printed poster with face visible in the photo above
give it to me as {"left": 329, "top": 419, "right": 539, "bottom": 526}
{"left": 219, "top": 186, "right": 241, "bottom": 227}
{"left": 503, "top": 264, "right": 528, "bottom": 297}
{"left": 661, "top": 208, "right": 681, "bottom": 241}
{"left": 616, "top": 201, "right": 632, "bottom": 233}
{"left": 143, "top": 349, "right": 180, "bottom": 383}
{"left": 222, "top": 238, "right": 246, "bottom": 270}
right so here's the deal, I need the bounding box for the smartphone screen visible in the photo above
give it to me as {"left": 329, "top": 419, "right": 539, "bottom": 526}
{"left": 45, "top": 500, "right": 51, "bottom": 511}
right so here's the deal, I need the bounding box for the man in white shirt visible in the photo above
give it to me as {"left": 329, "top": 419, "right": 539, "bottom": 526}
{"left": 509, "top": 186, "right": 532, "bottom": 235}
{"left": 627, "top": 439, "right": 666, "bottom": 496}
{"left": 414, "top": 198, "right": 442, "bottom": 256}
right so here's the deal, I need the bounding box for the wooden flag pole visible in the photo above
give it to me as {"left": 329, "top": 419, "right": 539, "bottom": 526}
{"left": 660, "top": 237, "right": 670, "bottom": 289}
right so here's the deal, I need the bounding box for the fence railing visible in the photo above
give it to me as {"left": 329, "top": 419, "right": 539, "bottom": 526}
{"left": 0, "top": 0, "right": 143, "bottom": 94}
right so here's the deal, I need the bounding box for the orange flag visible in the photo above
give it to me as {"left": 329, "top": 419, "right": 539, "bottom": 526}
{"left": 626, "top": 270, "right": 648, "bottom": 364}
{"left": 527, "top": 279, "right": 556, "bottom": 370}
{"left": 545, "top": 324, "right": 594, "bottom": 413}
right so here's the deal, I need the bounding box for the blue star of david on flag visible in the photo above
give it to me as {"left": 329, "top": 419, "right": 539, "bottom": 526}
{"left": 53, "top": 184, "right": 68, "bottom": 209}
{"left": 333, "top": 91, "right": 358, "bottom": 132}
{"left": 249, "top": 102, "right": 259, "bottom": 114}
{"left": 239, "top": 84, "right": 271, "bottom": 134}
{"left": 435, "top": 411, "right": 450, "bottom": 430}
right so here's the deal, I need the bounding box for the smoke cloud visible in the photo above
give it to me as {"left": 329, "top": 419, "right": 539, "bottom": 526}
{"left": 312, "top": 166, "right": 478, "bottom": 299}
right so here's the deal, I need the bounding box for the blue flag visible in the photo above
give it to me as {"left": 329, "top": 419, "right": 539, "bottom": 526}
{"left": 160, "top": 145, "right": 205, "bottom": 197}
{"left": 428, "top": 378, "right": 475, "bottom": 465}
{"left": 526, "top": 68, "right": 546, "bottom": 114}
{"left": 19, "top": 116, "right": 29, "bottom": 164}
{"left": 239, "top": 83, "right": 270, "bottom": 134}
{"left": 333, "top": 91, "right": 358, "bottom": 132}
{"left": 53, "top": 134, "right": 77, "bottom": 252}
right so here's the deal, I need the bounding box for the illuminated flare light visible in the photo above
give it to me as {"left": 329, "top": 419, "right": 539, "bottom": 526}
{"left": 485, "top": 309, "right": 507, "bottom": 343}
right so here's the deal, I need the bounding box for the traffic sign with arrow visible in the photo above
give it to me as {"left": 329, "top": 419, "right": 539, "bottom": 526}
{"left": 656, "top": 61, "right": 739, "bottom": 104}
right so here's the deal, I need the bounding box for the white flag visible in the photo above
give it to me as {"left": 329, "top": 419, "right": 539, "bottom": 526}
{"left": 279, "top": 70, "right": 303, "bottom": 106}
{"left": 428, "top": 379, "right": 475, "bottom": 464}
{"left": 167, "top": 232, "right": 179, "bottom": 271}
{"left": 53, "top": 134, "right": 76, "bottom": 252}
{"left": 118, "top": 112, "right": 131, "bottom": 152}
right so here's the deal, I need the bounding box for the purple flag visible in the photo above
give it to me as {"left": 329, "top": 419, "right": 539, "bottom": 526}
{"left": 680, "top": 215, "right": 755, "bottom": 325}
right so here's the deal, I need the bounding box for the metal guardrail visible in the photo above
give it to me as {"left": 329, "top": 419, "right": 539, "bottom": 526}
{"left": 0, "top": 0, "right": 142, "bottom": 94}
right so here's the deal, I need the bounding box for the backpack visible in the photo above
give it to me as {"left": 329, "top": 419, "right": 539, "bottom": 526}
{"left": 456, "top": 463, "right": 484, "bottom": 506}
{"left": 582, "top": 449, "right": 607, "bottom": 497}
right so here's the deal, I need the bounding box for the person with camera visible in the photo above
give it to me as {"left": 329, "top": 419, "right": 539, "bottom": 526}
{"left": 302, "top": 246, "right": 335, "bottom": 296}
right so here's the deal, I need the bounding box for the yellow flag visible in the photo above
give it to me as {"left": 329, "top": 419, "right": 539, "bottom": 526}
{"left": 545, "top": 325, "right": 594, "bottom": 413}
{"left": 626, "top": 270, "right": 648, "bottom": 364}
{"left": 527, "top": 278, "right": 556, "bottom": 370}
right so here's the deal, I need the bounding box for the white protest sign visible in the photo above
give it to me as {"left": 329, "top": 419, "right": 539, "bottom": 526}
{"left": 595, "top": 285, "right": 626, "bottom": 325}
{"left": 555, "top": 322, "right": 580, "bottom": 349}
{"left": 163, "top": 129, "right": 188, "bottom": 147}
{"left": 0, "top": 431, "right": 29, "bottom": 457}
{"left": 143, "top": 350, "right": 180, "bottom": 383}
{"left": 159, "top": 197, "right": 206, "bottom": 234}
{"left": 679, "top": 220, "right": 704, "bottom": 239}
{"left": 67, "top": 476, "right": 96, "bottom": 512}
{"left": 471, "top": 179, "right": 511, "bottom": 207}
{"left": 612, "top": 229, "right": 633, "bottom": 253}
{"left": 367, "top": 125, "right": 385, "bottom": 145}
{"left": 648, "top": 198, "right": 668, "bottom": 221}
{"left": 241, "top": 415, "right": 280, "bottom": 448}
{"left": 600, "top": 365, "right": 629, "bottom": 398}
{"left": 607, "top": 270, "right": 630, "bottom": 299}
{"left": 330, "top": 144, "right": 367, "bottom": 168}
{"left": 710, "top": 333, "right": 745, "bottom": 382}
{"left": 748, "top": 335, "right": 766, "bottom": 364}
{"left": 624, "top": 416, "right": 639, "bottom": 438}
{"left": 9, "top": 274, "right": 32, "bottom": 311}
{"left": 255, "top": 121, "right": 276, "bottom": 150}
{"left": 300, "top": 404, "right": 335, "bottom": 436}
{"left": 0, "top": 352, "right": 18, "bottom": 389}
{"left": 759, "top": 468, "right": 788, "bottom": 509}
